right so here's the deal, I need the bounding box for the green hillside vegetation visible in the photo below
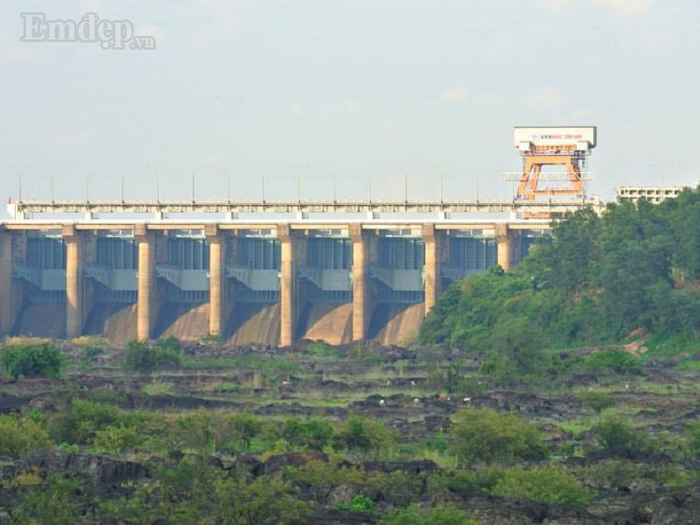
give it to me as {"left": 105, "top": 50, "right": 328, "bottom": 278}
{"left": 421, "top": 189, "right": 700, "bottom": 354}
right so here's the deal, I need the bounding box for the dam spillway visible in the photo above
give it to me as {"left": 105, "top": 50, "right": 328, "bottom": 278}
{"left": 0, "top": 220, "right": 548, "bottom": 345}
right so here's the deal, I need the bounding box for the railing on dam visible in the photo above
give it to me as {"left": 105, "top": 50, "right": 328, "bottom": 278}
{"left": 6, "top": 197, "right": 603, "bottom": 219}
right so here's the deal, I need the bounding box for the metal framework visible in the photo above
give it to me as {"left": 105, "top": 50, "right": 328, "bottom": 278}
{"left": 517, "top": 147, "right": 589, "bottom": 201}
{"left": 512, "top": 126, "right": 597, "bottom": 218}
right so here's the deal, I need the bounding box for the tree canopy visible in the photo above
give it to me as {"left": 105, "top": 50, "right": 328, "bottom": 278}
{"left": 421, "top": 189, "right": 700, "bottom": 350}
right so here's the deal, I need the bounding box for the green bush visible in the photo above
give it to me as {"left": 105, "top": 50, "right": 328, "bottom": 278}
{"left": 380, "top": 503, "right": 479, "bottom": 525}
{"left": 378, "top": 470, "right": 425, "bottom": 506}
{"left": 282, "top": 417, "right": 334, "bottom": 451}
{"left": 172, "top": 410, "right": 272, "bottom": 453}
{"left": 582, "top": 460, "right": 641, "bottom": 490}
{"left": 101, "top": 460, "right": 311, "bottom": 525}
{"left": 432, "top": 468, "right": 505, "bottom": 498}
{"left": 284, "top": 457, "right": 372, "bottom": 504}
{"left": 597, "top": 417, "right": 658, "bottom": 457}
{"left": 93, "top": 425, "right": 146, "bottom": 453}
{"left": 577, "top": 391, "right": 615, "bottom": 420}
{"left": 0, "top": 415, "right": 52, "bottom": 458}
{"left": 124, "top": 337, "right": 182, "bottom": 373}
{"left": 492, "top": 466, "right": 594, "bottom": 507}
{"left": 687, "top": 423, "right": 700, "bottom": 455}
{"left": 334, "top": 494, "right": 375, "bottom": 513}
{"left": 333, "top": 413, "right": 395, "bottom": 453}
{"left": 49, "top": 399, "right": 125, "bottom": 446}
{"left": 1, "top": 343, "right": 64, "bottom": 380}
{"left": 584, "top": 349, "right": 641, "bottom": 375}
{"left": 448, "top": 408, "right": 548, "bottom": 464}
{"left": 10, "top": 475, "right": 85, "bottom": 525}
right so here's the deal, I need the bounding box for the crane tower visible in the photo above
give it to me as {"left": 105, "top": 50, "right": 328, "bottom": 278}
{"left": 512, "top": 126, "right": 597, "bottom": 204}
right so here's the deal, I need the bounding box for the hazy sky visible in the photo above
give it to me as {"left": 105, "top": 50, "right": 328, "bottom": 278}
{"left": 1, "top": 0, "right": 698, "bottom": 215}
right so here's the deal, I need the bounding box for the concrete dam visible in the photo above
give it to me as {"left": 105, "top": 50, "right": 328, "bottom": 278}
{"left": 0, "top": 217, "right": 549, "bottom": 346}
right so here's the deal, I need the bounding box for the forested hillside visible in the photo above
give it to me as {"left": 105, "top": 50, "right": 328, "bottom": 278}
{"left": 421, "top": 188, "right": 700, "bottom": 351}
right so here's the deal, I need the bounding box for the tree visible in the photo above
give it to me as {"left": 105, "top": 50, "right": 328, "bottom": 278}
{"left": 333, "top": 413, "right": 395, "bottom": 453}
{"left": 101, "top": 460, "right": 311, "bottom": 525}
{"left": 124, "top": 337, "right": 182, "bottom": 373}
{"left": 577, "top": 391, "right": 615, "bottom": 422}
{"left": 448, "top": 408, "right": 547, "bottom": 464}
{"left": 597, "top": 417, "right": 658, "bottom": 458}
{"left": 49, "top": 398, "right": 124, "bottom": 446}
{"left": 10, "top": 475, "right": 87, "bottom": 525}
{"left": 0, "top": 415, "right": 52, "bottom": 458}
{"left": 492, "top": 466, "right": 593, "bottom": 508}
{"left": 1, "top": 343, "right": 64, "bottom": 381}
{"left": 480, "top": 316, "right": 544, "bottom": 386}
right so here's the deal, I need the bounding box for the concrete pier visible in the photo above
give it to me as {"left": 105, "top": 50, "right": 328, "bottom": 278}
{"left": 350, "top": 224, "right": 368, "bottom": 341}
{"left": 0, "top": 233, "right": 15, "bottom": 334}
{"left": 278, "top": 225, "right": 295, "bottom": 346}
{"left": 64, "top": 226, "right": 83, "bottom": 339}
{"left": 206, "top": 226, "right": 225, "bottom": 337}
{"left": 423, "top": 224, "right": 441, "bottom": 314}
{"left": 496, "top": 224, "right": 513, "bottom": 272}
{"left": 135, "top": 227, "right": 156, "bottom": 340}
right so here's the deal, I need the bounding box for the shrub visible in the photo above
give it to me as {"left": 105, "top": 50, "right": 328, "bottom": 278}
{"left": 334, "top": 494, "right": 375, "bottom": 513}
{"left": 10, "top": 475, "right": 86, "bottom": 524}
{"left": 282, "top": 417, "right": 334, "bottom": 451}
{"left": 577, "top": 391, "right": 615, "bottom": 422}
{"left": 124, "top": 337, "right": 182, "bottom": 373}
{"left": 597, "top": 417, "right": 658, "bottom": 457}
{"left": 307, "top": 341, "right": 341, "bottom": 358}
{"left": 582, "top": 460, "right": 641, "bottom": 490}
{"left": 141, "top": 380, "right": 176, "bottom": 396}
{"left": 1, "top": 343, "right": 64, "bottom": 380}
{"left": 380, "top": 503, "right": 479, "bottom": 525}
{"left": 93, "top": 425, "right": 146, "bottom": 453}
{"left": 333, "top": 413, "right": 395, "bottom": 453}
{"left": 173, "top": 410, "right": 271, "bottom": 453}
{"left": 49, "top": 399, "right": 124, "bottom": 445}
{"left": 0, "top": 416, "right": 52, "bottom": 458}
{"left": 448, "top": 408, "right": 548, "bottom": 464}
{"left": 687, "top": 422, "right": 700, "bottom": 455}
{"left": 432, "top": 468, "right": 505, "bottom": 498}
{"left": 492, "top": 466, "right": 594, "bottom": 507}
{"left": 101, "top": 461, "right": 312, "bottom": 525}
{"left": 285, "top": 457, "right": 372, "bottom": 504}
{"left": 584, "top": 349, "right": 641, "bottom": 375}
{"left": 378, "top": 470, "right": 424, "bottom": 506}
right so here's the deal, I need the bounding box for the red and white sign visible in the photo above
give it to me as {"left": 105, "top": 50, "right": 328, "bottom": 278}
{"left": 514, "top": 127, "right": 597, "bottom": 149}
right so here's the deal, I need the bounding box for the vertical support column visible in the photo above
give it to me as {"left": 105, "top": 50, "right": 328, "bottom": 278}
{"left": 64, "top": 226, "right": 83, "bottom": 339}
{"left": 135, "top": 226, "right": 155, "bottom": 341}
{"left": 350, "top": 224, "right": 369, "bottom": 341}
{"left": 423, "top": 224, "right": 441, "bottom": 314}
{"left": 278, "top": 224, "right": 295, "bottom": 347}
{"left": 206, "top": 225, "right": 225, "bottom": 337}
{"left": 496, "top": 224, "right": 512, "bottom": 272}
{"left": 0, "top": 232, "right": 16, "bottom": 335}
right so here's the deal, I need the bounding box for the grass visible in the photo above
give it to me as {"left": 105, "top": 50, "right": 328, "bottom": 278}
{"left": 557, "top": 421, "right": 592, "bottom": 439}
{"left": 676, "top": 359, "right": 700, "bottom": 370}
{"left": 141, "top": 380, "right": 176, "bottom": 396}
